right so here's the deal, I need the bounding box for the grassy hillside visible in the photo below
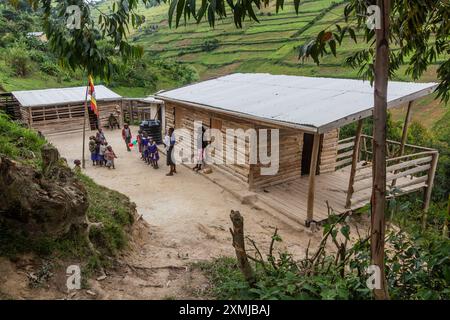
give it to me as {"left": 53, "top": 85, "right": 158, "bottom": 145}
{"left": 0, "top": 0, "right": 447, "bottom": 124}
{"left": 109, "top": 0, "right": 444, "bottom": 81}
{"left": 95, "top": 0, "right": 447, "bottom": 126}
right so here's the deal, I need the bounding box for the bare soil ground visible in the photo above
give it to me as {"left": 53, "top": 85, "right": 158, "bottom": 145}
{"left": 0, "top": 127, "right": 346, "bottom": 300}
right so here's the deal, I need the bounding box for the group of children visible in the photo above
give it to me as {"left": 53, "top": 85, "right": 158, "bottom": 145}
{"left": 89, "top": 128, "right": 117, "bottom": 169}
{"left": 136, "top": 130, "right": 160, "bottom": 168}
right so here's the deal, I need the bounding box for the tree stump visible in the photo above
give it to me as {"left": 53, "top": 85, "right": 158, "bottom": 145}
{"left": 229, "top": 210, "right": 256, "bottom": 287}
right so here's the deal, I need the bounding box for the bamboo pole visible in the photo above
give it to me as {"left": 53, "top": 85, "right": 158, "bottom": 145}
{"left": 391, "top": 100, "right": 414, "bottom": 186}
{"left": 345, "top": 120, "right": 363, "bottom": 209}
{"left": 306, "top": 133, "right": 321, "bottom": 225}
{"left": 81, "top": 84, "right": 89, "bottom": 169}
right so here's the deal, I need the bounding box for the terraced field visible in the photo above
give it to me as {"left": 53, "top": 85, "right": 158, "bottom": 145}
{"left": 97, "top": 0, "right": 444, "bottom": 83}
{"left": 94, "top": 0, "right": 448, "bottom": 127}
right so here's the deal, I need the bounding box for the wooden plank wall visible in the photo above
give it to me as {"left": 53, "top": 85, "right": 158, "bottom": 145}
{"left": 165, "top": 101, "right": 253, "bottom": 183}
{"left": 319, "top": 128, "right": 339, "bottom": 174}
{"left": 164, "top": 102, "right": 342, "bottom": 190}
{"left": 24, "top": 100, "right": 122, "bottom": 134}
{"left": 251, "top": 128, "right": 303, "bottom": 189}
{"left": 98, "top": 102, "right": 122, "bottom": 128}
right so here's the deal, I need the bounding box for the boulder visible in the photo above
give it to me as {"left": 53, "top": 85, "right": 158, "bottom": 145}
{"left": 0, "top": 145, "right": 88, "bottom": 239}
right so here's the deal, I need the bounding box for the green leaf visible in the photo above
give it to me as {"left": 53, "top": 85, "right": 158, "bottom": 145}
{"left": 168, "top": 0, "right": 178, "bottom": 28}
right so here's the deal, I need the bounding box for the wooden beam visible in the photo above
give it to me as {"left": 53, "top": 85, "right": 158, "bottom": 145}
{"left": 392, "top": 100, "right": 414, "bottom": 186}
{"left": 345, "top": 120, "right": 363, "bottom": 208}
{"left": 306, "top": 133, "right": 321, "bottom": 225}
{"left": 422, "top": 152, "right": 439, "bottom": 229}
{"left": 400, "top": 101, "right": 413, "bottom": 154}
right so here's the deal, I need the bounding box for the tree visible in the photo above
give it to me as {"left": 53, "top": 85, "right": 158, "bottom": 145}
{"left": 9, "top": 0, "right": 450, "bottom": 300}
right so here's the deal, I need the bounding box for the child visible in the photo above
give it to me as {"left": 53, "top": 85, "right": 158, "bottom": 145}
{"left": 96, "top": 128, "right": 106, "bottom": 144}
{"left": 142, "top": 133, "right": 150, "bottom": 163}
{"left": 137, "top": 130, "right": 143, "bottom": 155}
{"left": 148, "top": 139, "right": 160, "bottom": 169}
{"left": 94, "top": 139, "right": 101, "bottom": 166}
{"left": 73, "top": 159, "right": 81, "bottom": 173}
{"left": 99, "top": 141, "right": 107, "bottom": 167}
{"left": 104, "top": 145, "right": 117, "bottom": 169}
{"left": 89, "top": 136, "right": 97, "bottom": 166}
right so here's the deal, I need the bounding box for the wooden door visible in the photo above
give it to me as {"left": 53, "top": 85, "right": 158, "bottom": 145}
{"left": 174, "top": 107, "right": 184, "bottom": 128}
{"left": 210, "top": 117, "right": 222, "bottom": 130}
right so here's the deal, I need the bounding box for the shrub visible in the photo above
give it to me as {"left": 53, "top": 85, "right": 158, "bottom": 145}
{"left": 201, "top": 39, "right": 220, "bottom": 52}
{"left": 40, "top": 60, "right": 61, "bottom": 76}
{"left": 199, "top": 211, "right": 450, "bottom": 300}
{"left": 7, "top": 43, "right": 32, "bottom": 76}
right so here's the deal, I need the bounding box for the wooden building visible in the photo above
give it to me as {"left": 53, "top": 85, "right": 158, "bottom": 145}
{"left": 122, "top": 96, "right": 165, "bottom": 127}
{"left": 7, "top": 86, "right": 122, "bottom": 134}
{"left": 156, "top": 73, "right": 439, "bottom": 225}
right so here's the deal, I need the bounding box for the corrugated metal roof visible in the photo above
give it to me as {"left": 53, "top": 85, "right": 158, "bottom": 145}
{"left": 141, "top": 96, "right": 164, "bottom": 104}
{"left": 156, "top": 73, "right": 437, "bottom": 132}
{"left": 12, "top": 85, "right": 122, "bottom": 108}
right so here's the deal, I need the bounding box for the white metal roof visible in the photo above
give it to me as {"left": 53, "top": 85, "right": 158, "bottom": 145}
{"left": 12, "top": 85, "right": 122, "bottom": 108}
{"left": 141, "top": 96, "right": 164, "bottom": 104}
{"left": 156, "top": 73, "right": 437, "bottom": 133}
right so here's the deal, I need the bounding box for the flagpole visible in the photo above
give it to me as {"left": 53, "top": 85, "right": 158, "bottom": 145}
{"left": 82, "top": 82, "right": 89, "bottom": 169}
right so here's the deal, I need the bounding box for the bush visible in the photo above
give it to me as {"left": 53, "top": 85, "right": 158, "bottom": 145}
{"left": 201, "top": 39, "right": 220, "bottom": 52}
{"left": 199, "top": 211, "right": 450, "bottom": 300}
{"left": 40, "top": 60, "right": 61, "bottom": 76}
{"left": 7, "top": 43, "right": 32, "bottom": 76}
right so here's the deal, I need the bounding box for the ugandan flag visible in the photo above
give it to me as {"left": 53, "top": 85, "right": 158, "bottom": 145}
{"left": 88, "top": 75, "right": 98, "bottom": 116}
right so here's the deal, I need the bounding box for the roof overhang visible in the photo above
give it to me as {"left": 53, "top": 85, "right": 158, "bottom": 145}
{"left": 155, "top": 74, "right": 438, "bottom": 134}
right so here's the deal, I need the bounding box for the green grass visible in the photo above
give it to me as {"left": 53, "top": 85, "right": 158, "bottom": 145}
{"left": 0, "top": 112, "right": 46, "bottom": 167}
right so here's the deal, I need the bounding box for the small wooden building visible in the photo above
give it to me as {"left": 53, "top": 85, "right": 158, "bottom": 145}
{"left": 7, "top": 86, "right": 123, "bottom": 134}
{"left": 156, "top": 73, "right": 439, "bottom": 225}
{"left": 122, "top": 96, "right": 165, "bottom": 128}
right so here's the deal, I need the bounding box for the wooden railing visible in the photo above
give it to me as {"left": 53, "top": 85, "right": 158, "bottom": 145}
{"left": 336, "top": 136, "right": 355, "bottom": 169}
{"left": 336, "top": 134, "right": 439, "bottom": 209}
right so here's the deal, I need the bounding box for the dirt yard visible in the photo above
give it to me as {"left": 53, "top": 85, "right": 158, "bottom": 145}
{"left": 34, "top": 126, "right": 325, "bottom": 299}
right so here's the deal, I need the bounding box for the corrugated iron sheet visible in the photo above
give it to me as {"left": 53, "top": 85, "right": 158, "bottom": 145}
{"left": 12, "top": 85, "right": 122, "bottom": 108}
{"left": 156, "top": 73, "right": 437, "bottom": 130}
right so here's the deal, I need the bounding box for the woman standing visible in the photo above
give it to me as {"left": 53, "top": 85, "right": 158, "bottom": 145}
{"left": 122, "top": 123, "right": 132, "bottom": 152}
{"left": 164, "top": 127, "right": 176, "bottom": 176}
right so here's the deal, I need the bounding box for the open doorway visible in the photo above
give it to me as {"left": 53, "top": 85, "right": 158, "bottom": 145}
{"left": 87, "top": 107, "right": 98, "bottom": 130}
{"left": 301, "top": 133, "right": 314, "bottom": 175}
{"left": 301, "top": 133, "right": 322, "bottom": 175}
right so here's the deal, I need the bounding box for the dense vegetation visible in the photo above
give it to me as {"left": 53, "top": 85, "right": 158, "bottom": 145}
{"left": 0, "top": 1, "right": 198, "bottom": 96}
{"left": 199, "top": 207, "right": 450, "bottom": 300}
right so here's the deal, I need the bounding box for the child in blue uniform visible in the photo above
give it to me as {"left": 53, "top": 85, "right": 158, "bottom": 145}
{"left": 148, "top": 139, "right": 159, "bottom": 169}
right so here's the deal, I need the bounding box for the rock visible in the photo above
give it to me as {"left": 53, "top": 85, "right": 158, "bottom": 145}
{"left": 96, "top": 275, "right": 107, "bottom": 281}
{"left": 202, "top": 167, "right": 212, "bottom": 174}
{"left": 0, "top": 145, "right": 88, "bottom": 240}
{"left": 241, "top": 193, "right": 258, "bottom": 205}
{"left": 86, "top": 290, "right": 96, "bottom": 296}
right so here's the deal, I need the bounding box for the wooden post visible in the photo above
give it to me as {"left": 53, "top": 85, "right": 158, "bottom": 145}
{"left": 422, "top": 151, "right": 439, "bottom": 229}
{"left": 120, "top": 99, "right": 124, "bottom": 127}
{"left": 443, "top": 195, "right": 450, "bottom": 238}
{"left": 81, "top": 84, "right": 89, "bottom": 169}
{"left": 306, "top": 133, "right": 320, "bottom": 225}
{"left": 345, "top": 120, "right": 363, "bottom": 209}
{"left": 28, "top": 108, "right": 32, "bottom": 128}
{"left": 229, "top": 210, "right": 256, "bottom": 286}
{"left": 371, "top": 0, "right": 391, "bottom": 300}
{"left": 391, "top": 101, "right": 414, "bottom": 187}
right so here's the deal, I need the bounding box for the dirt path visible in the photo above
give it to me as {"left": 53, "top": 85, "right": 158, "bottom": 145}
{"left": 44, "top": 127, "right": 325, "bottom": 299}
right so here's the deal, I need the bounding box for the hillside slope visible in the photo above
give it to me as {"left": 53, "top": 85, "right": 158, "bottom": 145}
{"left": 105, "top": 0, "right": 444, "bottom": 82}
